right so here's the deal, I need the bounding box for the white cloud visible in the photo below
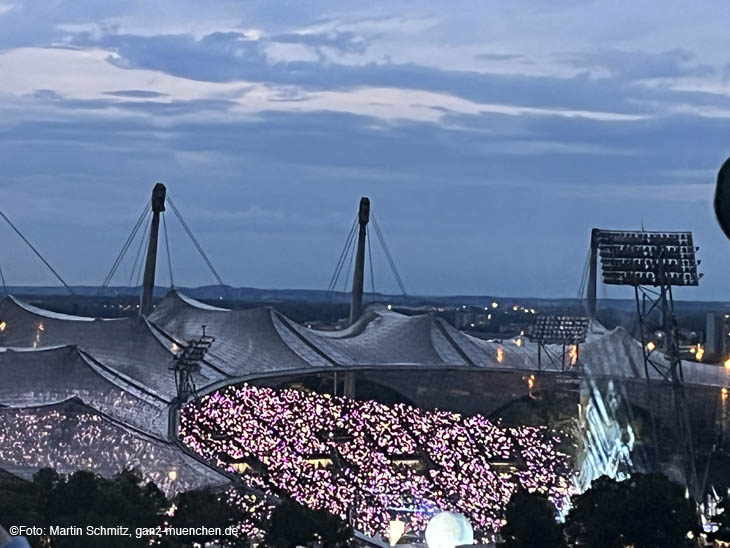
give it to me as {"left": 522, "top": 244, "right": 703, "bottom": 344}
{"left": 0, "top": 47, "right": 250, "bottom": 101}
{"left": 0, "top": 47, "right": 648, "bottom": 125}
{"left": 264, "top": 41, "right": 319, "bottom": 63}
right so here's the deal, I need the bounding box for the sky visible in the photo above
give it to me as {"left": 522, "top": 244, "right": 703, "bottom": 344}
{"left": 2, "top": 1, "right": 730, "bottom": 299}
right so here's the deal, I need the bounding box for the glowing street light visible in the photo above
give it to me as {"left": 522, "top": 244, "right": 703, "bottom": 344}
{"left": 695, "top": 345, "right": 705, "bottom": 361}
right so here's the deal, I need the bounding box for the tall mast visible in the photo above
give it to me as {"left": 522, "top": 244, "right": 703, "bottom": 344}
{"left": 139, "top": 183, "right": 166, "bottom": 317}
{"left": 349, "top": 197, "right": 370, "bottom": 325}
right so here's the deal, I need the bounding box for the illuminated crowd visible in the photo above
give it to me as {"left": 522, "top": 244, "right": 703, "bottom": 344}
{"left": 180, "top": 384, "right": 571, "bottom": 540}
{"left": 0, "top": 401, "right": 206, "bottom": 494}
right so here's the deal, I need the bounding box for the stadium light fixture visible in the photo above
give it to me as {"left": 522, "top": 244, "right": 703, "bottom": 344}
{"left": 527, "top": 316, "right": 589, "bottom": 345}
{"left": 591, "top": 228, "right": 702, "bottom": 498}
{"left": 595, "top": 230, "right": 701, "bottom": 287}
{"left": 527, "top": 315, "right": 589, "bottom": 372}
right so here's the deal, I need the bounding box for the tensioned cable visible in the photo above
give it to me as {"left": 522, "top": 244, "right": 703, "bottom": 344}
{"left": 129, "top": 211, "right": 151, "bottom": 287}
{"left": 135, "top": 224, "right": 149, "bottom": 288}
{"left": 371, "top": 214, "right": 405, "bottom": 295}
{"left": 371, "top": 213, "right": 407, "bottom": 296}
{"left": 0, "top": 262, "right": 7, "bottom": 296}
{"left": 327, "top": 217, "right": 358, "bottom": 295}
{"left": 327, "top": 217, "right": 357, "bottom": 295}
{"left": 342, "top": 229, "right": 358, "bottom": 293}
{"left": 0, "top": 208, "right": 75, "bottom": 295}
{"left": 166, "top": 196, "right": 231, "bottom": 299}
{"left": 102, "top": 203, "right": 150, "bottom": 288}
{"left": 329, "top": 218, "right": 356, "bottom": 293}
{"left": 577, "top": 248, "right": 591, "bottom": 299}
{"left": 162, "top": 211, "right": 174, "bottom": 288}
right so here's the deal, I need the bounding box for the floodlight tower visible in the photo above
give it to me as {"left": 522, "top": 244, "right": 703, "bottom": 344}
{"left": 591, "top": 228, "right": 702, "bottom": 497}
{"left": 528, "top": 316, "right": 589, "bottom": 372}
{"left": 139, "top": 183, "right": 166, "bottom": 317}
{"left": 170, "top": 326, "right": 215, "bottom": 403}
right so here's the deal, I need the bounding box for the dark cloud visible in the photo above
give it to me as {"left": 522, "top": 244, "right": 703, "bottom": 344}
{"left": 0, "top": 94, "right": 727, "bottom": 296}
{"left": 475, "top": 53, "right": 523, "bottom": 62}
{"left": 103, "top": 90, "right": 168, "bottom": 98}
{"left": 272, "top": 30, "right": 370, "bottom": 55}
{"left": 2, "top": 2, "right": 730, "bottom": 296}
{"left": 53, "top": 31, "right": 724, "bottom": 119}
{"left": 561, "top": 48, "right": 715, "bottom": 81}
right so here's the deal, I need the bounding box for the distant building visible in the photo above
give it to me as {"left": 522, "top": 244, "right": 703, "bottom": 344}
{"left": 706, "top": 313, "right": 728, "bottom": 361}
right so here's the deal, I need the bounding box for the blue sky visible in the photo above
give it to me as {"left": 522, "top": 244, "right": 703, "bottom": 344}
{"left": 1, "top": 1, "right": 730, "bottom": 299}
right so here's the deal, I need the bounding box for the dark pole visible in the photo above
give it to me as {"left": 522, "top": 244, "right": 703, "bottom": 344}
{"left": 349, "top": 197, "right": 370, "bottom": 326}
{"left": 139, "top": 183, "right": 166, "bottom": 317}
{"left": 586, "top": 228, "right": 599, "bottom": 318}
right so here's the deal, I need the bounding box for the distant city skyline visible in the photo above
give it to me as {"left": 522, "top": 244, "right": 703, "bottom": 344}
{"left": 2, "top": 1, "right": 730, "bottom": 299}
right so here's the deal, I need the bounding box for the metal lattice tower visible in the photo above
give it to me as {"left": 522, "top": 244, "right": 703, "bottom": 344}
{"left": 170, "top": 326, "right": 215, "bottom": 403}
{"left": 589, "top": 228, "right": 702, "bottom": 498}
{"left": 528, "top": 315, "right": 589, "bottom": 372}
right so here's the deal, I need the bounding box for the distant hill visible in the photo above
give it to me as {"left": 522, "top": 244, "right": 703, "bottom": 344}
{"left": 3, "top": 285, "right": 729, "bottom": 314}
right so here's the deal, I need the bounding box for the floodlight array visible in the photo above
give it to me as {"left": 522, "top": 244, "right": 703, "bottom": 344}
{"left": 174, "top": 334, "right": 215, "bottom": 370}
{"left": 596, "top": 230, "right": 700, "bottom": 287}
{"left": 528, "top": 316, "right": 589, "bottom": 345}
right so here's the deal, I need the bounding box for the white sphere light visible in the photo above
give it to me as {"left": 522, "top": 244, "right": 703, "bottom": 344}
{"left": 425, "top": 511, "right": 474, "bottom": 548}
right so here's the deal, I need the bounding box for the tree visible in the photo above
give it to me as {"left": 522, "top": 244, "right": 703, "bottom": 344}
{"left": 165, "top": 488, "right": 249, "bottom": 548}
{"left": 501, "top": 489, "right": 566, "bottom": 548}
{"left": 0, "top": 468, "right": 170, "bottom": 548}
{"left": 264, "top": 499, "right": 353, "bottom": 548}
{"left": 0, "top": 468, "right": 258, "bottom": 548}
{"left": 0, "top": 469, "right": 42, "bottom": 543}
{"left": 564, "top": 474, "right": 700, "bottom": 548}
{"left": 41, "top": 468, "right": 168, "bottom": 548}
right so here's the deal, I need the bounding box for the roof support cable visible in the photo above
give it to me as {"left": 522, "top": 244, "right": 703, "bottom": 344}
{"left": 577, "top": 248, "right": 590, "bottom": 299}
{"left": 162, "top": 210, "right": 174, "bottom": 289}
{"left": 367, "top": 224, "right": 376, "bottom": 300}
{"left": 129, "top": 210, "right": 151, "bottom": 287}
{"left": 0, "top": 262, "right": 7, "bottom": 296}
{"left": 101, "top": 202, "right": 150, "bottom": 288}
{"left": 342, "top": 227, "right": 358, "bottom": 293}
{"left": 327, "top": 217, "right": 357, "bottom": 296}
{"left": 332, "top": 224, "right": 357, "bottom": 294}
{"left": 371, "top": 213, "right": 407, "bottom": 296}
{"left": 327, "top": 216, "right": 358, "bottom": 295}
{"left": 0, "top": 208, "right": 75, "bottom": 295}
{"left": 166, "top": 196, "right": 231, "bottom": 300}
{"left": 134, "top": 224, "right": 150, "bottom": 289}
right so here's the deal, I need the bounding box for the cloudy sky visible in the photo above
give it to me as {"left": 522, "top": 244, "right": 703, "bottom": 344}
{"left": 2, "top": 1, "right": 730, "bottom": 299}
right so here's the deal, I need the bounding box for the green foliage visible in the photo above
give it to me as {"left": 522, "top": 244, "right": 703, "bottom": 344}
{"left": 0, "top": 470, "right": 41, "bottom": 536}
{"left": 564, "top": 474, "right": 700, "bottom": 548}
{"left": 39, "top": 469, "right": 168, "bottom": 548}
{"left": 0, "top": 468, "right": 251, "bottom": 548}
{"left": 501, "top": 489, "right": 566, "bottom": 548}
{"left": 166, "top": 488, "right": 249, "bottom": 548}
{"left": 264, "top": 499, "right": 353, "bottom": 548}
